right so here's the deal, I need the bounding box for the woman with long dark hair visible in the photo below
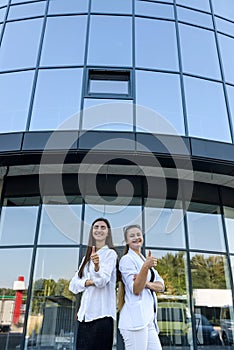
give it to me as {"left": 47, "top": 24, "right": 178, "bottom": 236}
{"left": 69, "top": 218, "right": 117, "bottom": 350}
{"left": 118, "top": 224, "right": 164, "bottom": 350}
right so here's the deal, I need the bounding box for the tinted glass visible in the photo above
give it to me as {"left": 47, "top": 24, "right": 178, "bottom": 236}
{"left": 7, "top": 2, "right": 46, "bottom": 20}
{"left": 0, "top": 70, "right": 34, "bottom": 132}
{"left": 187, "top": 203, "right": 226, "bottom": 252}
{"left": 136, "top": 71, "right": 185, "bottom": 135}
{"left": 218, "top": 34, "right": 234, "bottom": 84}
{"left": 177, "top": 7, "right": 213, "bottom": 28}
{"left": 212, "top": 0, "right": 234, "bottom": 21}
{"left": 216, "top": 17, "right": 234, "bottom": 37}
{"left": 88, "top": 15, "right": 132, "bottom": 66}
{"left": 0, "top": 18, "right": 43, "bottom": 70}
{"left": 48, "top": 0, "right": 89, "bottom": 14}
{"left": 30, "top": 68, "right": 83, "bottom": 130}
{"left": 184, "top": 76, "right": 231, "bottom": 142}
{"left": 0, "top": 6, "right": 6, "bottom": 21}
{"left": 91, "top": 0, "right": 132, "bottom": 14}
{"left": 176, "top": 0, "right": 210, "bottom": 11}
{"left": 224, "top": 207, "right": 234, "bottom": 253}
{"left": 40, "top": 16, "right": 87, "bottom": 66}
{"left": 136, "top": 18, "right": 178, "bottom": 70}
{"left": 227, "top": 85, "right": 234, "bottom": 130}
{"left": 82, "top": 99, "right": 134, "bottom": 131}
{"left": 179, "top": 24, "right": 221, "bottom": 79}
{"left": 135, "top": 2, "right": 174, "bottom": 19}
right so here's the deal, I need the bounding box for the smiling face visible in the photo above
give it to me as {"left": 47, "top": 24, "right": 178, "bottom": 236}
{"left": 125, "top": 226, "right": 143, "bottom": 253}
{"left": 92, "top": 220, "right": 109, "bottom": 246}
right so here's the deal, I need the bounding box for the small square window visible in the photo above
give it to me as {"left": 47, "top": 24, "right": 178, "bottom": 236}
{"left": 86, "top": 69, "right": 132, "bottom": 98}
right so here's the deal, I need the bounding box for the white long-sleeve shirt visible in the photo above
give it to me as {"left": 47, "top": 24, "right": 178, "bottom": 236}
{"left": 69, "top": 245, "right": 117, "bottom": 322}
{"left": 118, "top": 248, "right": 164, "bottom": 331}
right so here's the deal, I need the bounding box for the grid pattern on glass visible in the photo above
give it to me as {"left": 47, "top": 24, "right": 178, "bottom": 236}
{"left": 87, "top": 69, "right": 130, "bottom": 96}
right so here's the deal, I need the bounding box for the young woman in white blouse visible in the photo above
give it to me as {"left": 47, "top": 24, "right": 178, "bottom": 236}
{"left": 118, "top": 224, "right": 164, "bottom": 350}
{"left": 69, "top": 218, "right": 117, "bottom": 350}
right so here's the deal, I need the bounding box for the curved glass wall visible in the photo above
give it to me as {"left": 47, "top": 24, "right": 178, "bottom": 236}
{"left": 0, "top": 0, "right": 233, "bottom": 142}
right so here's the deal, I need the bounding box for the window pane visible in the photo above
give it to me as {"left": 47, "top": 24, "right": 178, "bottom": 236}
{"left": 29, "top": 68, "right": 83, "bottom": 130}
{"left": 227, "top": 85, "right": 234, "bottom": 130}
{"left": 224, "top": 207, "right": 234, "bottom": 253}
{"left": 145, "top": 200, "right": 185, "bottom": 249}
{"left": 212, "top": 0, "right": 234, "bottom": 21}
{"left": 0, "top": 201, "right": 39, "bottom": 245}
{"left": 88, "top": 15, "right": 132, "bottom": 66}
{"left": 136, "top": 71, "right": 185, "bottom": 135}
{"left": 40, "top": 16, "right": 87, "bottom": 66}
{"left": 216, "top": 17, "right": 234, "bottom": 37}
{"left": 87, "top": 70, "right": 130, "bottom": 96}
{"left": 91, "top": 0, "right": 132, "bottom": 14}
{"left": 184, "top": 76, "right": 231, "bottom": 142}
{"left": 191, "top": 252, "right": 230, "bottom": 346}
{"left": 136, "top": 18, "right": 178, "bottom": 70}
{"left": 38, "top": 202, "right": 82, "bottom": 244}
{"left": 82, "top": 99, "right": 133, "bottom": 131}
{"left": 177, "top": 7, "right": 213, "bottom": 29}
{"left": 48, "top": 0, "right": 89, "bottom": 14}
{"left": 187, "top": 203, "right": 226, "bottom": 252}
{"left": 0, "top": 6, "right": 6, "bottom": 21}
{"left": 26, "top": 248, "right": 79, "bottom": 350}
{"left": 179, "top": 24, "right": 221, "bottom": 79}
{"left": 0, "top": 18, "right": 43, "bottom": 70}
{"left": 218, "top": 34, "right": 234, "bottom": 84}
{"left": 155, "top": 250, "right": 192, "bottom": 347}
{"left": 135, "top": 2, "right": 174, "bottom": 19}
{"left": 0, "top": 70, "right": 34, "bottom": 132}
{"left": 11, "top": 0, "right": 42, "bottom": 3}
{"left": 0, "top": 248, "right": 32, "bottom": 347}
{"left": 7, "top": 2, "right": 46, "bottom": 20}
{"left": 176, "top": 0, "right": 210, "bottom": 11}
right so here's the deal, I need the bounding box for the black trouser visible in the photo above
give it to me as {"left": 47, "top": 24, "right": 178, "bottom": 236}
{"left": 76, "top": 317, "right": 114, "bottom": 350}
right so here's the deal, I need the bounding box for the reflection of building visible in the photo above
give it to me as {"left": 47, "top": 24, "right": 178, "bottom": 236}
{"left": 0, "top": 1, "right": 234, "bottom": 350}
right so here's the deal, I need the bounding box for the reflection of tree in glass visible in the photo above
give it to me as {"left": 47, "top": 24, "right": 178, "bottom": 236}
{"left": 156, "top": 252, "right": 186, "bottom": 295}
{"left": 191, "top": 254, "right": 226, "bottom": 289}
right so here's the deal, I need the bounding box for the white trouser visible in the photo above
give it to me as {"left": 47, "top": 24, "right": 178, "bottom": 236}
{"left": 120, "top": 320, "right": 162, "bottom": 350}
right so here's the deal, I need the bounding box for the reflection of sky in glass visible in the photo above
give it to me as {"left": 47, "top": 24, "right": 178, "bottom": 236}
{"left": 29, "top": 68, "right": 83, "bottom": 130}
{"left": 34, "top": 248, "right": 79, "bottom": 281}
{"left": 227, "top": 85, "right": 234, "bottom": 130}
{"left": 135, "top": 2, "right": 174, "bottom": 19}
{"left": 0, "top": 70, "right": 34, "bottom": 132}
{"left": 0, "top": 248, "right": 32, "bottom": 288}
{"left": 0, "top": 206, "right": 38, "bottom": 245}
{"left": 212, "top": 0, "right": 234, "bottom": 21}
{"left": 0, "top": 18, "right": 43, "bottom": 70}
{"left": 224, "top": 207, "right": 234, "bottom": 253}
{"left": 38, "top": 204, "right": 82, "bottom": 244}
{"left": 177, "top": 7, "right": 213, "bottom": 29}
{"left": 48, "top": 0, "right": 89, "bottom": 14}
{"left": 88, "top": 15, "right": 132, "bottom": 66}
{"left": 91, "top": 0, "right": 132, "bottom": 14}
{"left": 187, "top": 211, "right": 226, "bottom": 252}
{"left": 7, "top": 2, "right": 46, "bottom": 20}
{"left": 40, "top": 16, "right": 87, "bottom": 66}
{"left": 184, "top": 77, "right": 231, "bottom": 142}
{"left": 218, "top": 34, "right": 234, "bottom": 84}
{"left": 179, "top": 24, "right": 221, "bottom": 79}
{"left": 216, "top": 17, "right": 234, "bottom": 37}
{"left": 176, "top": 0, "right": 210, "bottom": 11}
{"left": 136, "top": 18, "right": 178, "bottom": 70}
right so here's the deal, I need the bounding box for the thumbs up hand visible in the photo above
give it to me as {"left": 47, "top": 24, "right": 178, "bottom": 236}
{"left": 90, "top": 246, "right": 100, "bottom": 272}
{"left": 144, "top": 250, "right": 157, "bottom": 269}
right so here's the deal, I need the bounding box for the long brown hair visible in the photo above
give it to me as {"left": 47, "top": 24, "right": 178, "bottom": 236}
{"left": 78, "top": 217, "right": 115, "bottom": 278}
{"left": 117, "top": 224, "right": 142, "bottom": 312}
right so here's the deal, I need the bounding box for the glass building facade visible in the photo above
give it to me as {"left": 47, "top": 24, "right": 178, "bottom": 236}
{"left": 0, "top": 0, "right": 234, "bottom": 349}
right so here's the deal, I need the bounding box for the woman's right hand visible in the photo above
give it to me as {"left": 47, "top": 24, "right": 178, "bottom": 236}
{"left": 85, "top": 279, "right": 94, "bottom": 287}
{"left": 143, "top": 250, "right": 157, "bottom": 269}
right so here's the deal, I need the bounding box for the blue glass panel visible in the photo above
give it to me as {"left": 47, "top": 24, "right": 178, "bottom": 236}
{"left": 184, "top": 76, "right": 231, "bottom": 142}
{"left": 226, "top": 85, "right": 234, "bottom": 132}
{"left": 30, "top": 68, "right": 83, "bottom": 130}
{"left": 136, "top": 71, "right": 185, "bottom": 135}
{"left": 0, "top": 6, "right": 6, "bottom": 21}
{"left": 48, "top": 0, "right": 89, "bottom": 14}
{"left": 7, "top": 2, "right": 46, "bottom": 20}
{"left": 135, "top": 2, "right": 174, "bottom": 19}
{"left": 88, "top": 15, "right": 132, "bottom": 66}
{"left": 40, "top": 16, "right": 87, "bottom": 66}
{"left": 136, "top": 18, "right": 178, "bottom": 70}
{"left": 82, "top": 99, "right": 134, "bottom": 131}
{"left": 0, "top": 18, "right": 43, "bottom": 70}
{"left": 11, "top": 0, "right": 41, "bottom": 3}
{"left": 0, "top": 0, "right": 8, "bottom": 5}
{"left": 212, "top": 0, "right": 234, "bottom": 21}
{"left": 179, "top": 24, "right": 221, "bottom": 79}
{"left": 218, "top": 34, "right": 234, "bottom": 84}
{"left": 0, "top": 70, "right": 34, "bottom": 132}
{"left": 176, "top": 0, "right": 210, "bottom": 12}
{"left": 91, "top": 0, "right": 132, "bottom": 14}
{"left": 216, "top": 17, "right": 234, "bottom": 37}
{"left": 177, "top": 7, "right": 213, "bottom": 28}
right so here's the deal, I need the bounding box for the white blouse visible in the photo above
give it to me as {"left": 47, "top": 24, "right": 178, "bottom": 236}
{"left": 118, "top": 248, "right": 164, "bottom": 331}
{"left": 69, "top": 245, "right": 117, "bottom": 322}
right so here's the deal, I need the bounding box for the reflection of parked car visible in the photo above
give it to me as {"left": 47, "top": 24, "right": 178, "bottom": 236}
{"left": 195, "top": 314, "right": 221, "bottom": 345}
{"left": 220, "top": 306, "right": 234, "bottom": 345}
{"left": 157, "top": 302, "right": 192, "bottom": 346}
